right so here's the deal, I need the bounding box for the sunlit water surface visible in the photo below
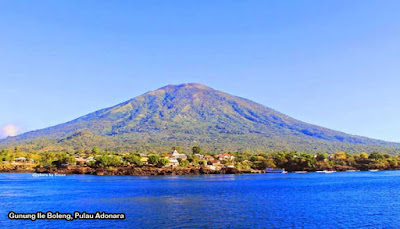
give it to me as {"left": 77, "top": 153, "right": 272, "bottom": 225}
{"left": 1, "top": 171, "right": 400, "bottom": 228}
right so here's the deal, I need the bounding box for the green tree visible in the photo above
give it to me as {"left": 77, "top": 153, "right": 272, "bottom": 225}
{"left": 92, "top": 147, "right": 100, "bottom": 154}
{"left": 316, "top": 153, "right": 328, "bottom": 161}
{"left": 235, "top": 155, "right": 247, "bottom": 163}
{"left": 369, "top": 152, "right": 384, "bottom": 161}
{"left": 249, "top": 155, "right": 258, "bottom": 162}
{"left": 179, "top": 159, "right": 189, "bottom": 167}
{"left": 39, "top": 152, "right": 55, "bottom": 167}
{"left": 95, "top": 154, "right": 122, "bottom": 168}
{"left": 192, "top": 146, "right": 201, "bottom": 154}
{"left": 264, "top": 158, "right": 276, "bottom": 168}
{"left": 158, "top": 157, "right": 170, "bottom": 167}
{"left": 124, "top": 153, "right": 142, "bottom": 166}
{"left": 334, "top": 152, "right": 347, "bottom": 160}
{"left": 53, "top": 153, "right": 75, "bottom": 167}
{"left": 359, "top": 152, "right": 369, "bottom": 160}
{"left": 76, "top": 149, "right": 84, "bottom": 154}
{"left": 148, "top": 154, "right": 160, "bottom": 165}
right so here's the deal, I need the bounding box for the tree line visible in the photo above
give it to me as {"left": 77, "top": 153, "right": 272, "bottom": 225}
{"left": 1, "top": 147, "right": 400, "bottom": 171}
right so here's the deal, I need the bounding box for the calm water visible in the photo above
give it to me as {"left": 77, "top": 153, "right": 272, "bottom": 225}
{"left": 1, "top": 171, "right": 400, "bottom": 228}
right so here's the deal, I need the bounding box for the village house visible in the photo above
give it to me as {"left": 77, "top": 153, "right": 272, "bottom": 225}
{"left": 206, "top": 165, "right": 216, "bottom": 170}
{"left": 14, "top": 157, "right": 27, "bottom": 163}
{"left": 166, "top": 150, "right": 189, "bottom": 167}
{"left": 75, "top": 157, "right": 87, "bottom": 166}
{"left": 218, "top": 153, "right": 235, "bottom": 161}
{"left": 172, "top": 150, "right": 187, "bottom": 160}
{"left": 169, "top": 158, "right": 179, "bottom": 167}
{"left": 75, "top": 157, "right": 96, "bottom": 166}
{"left": 13, "top": 157, "right": 31, "bottom": 164}
{"left": 204, "top": 155, "right": 214, "bottom": 162}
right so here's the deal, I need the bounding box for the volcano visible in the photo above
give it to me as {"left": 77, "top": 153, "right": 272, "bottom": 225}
{"left": 2, "top": 83, "right": 399, "bottom": 153}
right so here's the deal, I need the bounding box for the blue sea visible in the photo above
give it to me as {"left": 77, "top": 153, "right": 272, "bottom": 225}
{"left": 1, "top": 171, "right": 400, "bottom": 229}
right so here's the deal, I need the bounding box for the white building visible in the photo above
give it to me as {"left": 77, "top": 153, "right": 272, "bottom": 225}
{"left": 14, "top": 157, "right": 27, "bottom": 163}
{"left": 172, "top": 150, "right": 187, "bottom": 160}
{"left": 169, "top": 158, "right": 179, "bottom": 167}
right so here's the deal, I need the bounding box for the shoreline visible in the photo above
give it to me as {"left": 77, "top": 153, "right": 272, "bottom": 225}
{"left": 0, "top": 165, "right": 263, "bottom": 176}
{"left": 0, "top": 165, "right": 397, "bottom": 176}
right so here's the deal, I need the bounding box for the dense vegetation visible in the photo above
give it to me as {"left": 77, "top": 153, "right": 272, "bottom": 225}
{"left": 1, "top": 83, "right": 399, "bottom": 154}
{"left": 2, "top": 145, "right": 400, "bottom": 172}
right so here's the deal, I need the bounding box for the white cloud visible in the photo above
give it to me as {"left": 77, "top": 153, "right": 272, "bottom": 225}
{"left": 0, "top": 124, "right": 19, "bottom": 138}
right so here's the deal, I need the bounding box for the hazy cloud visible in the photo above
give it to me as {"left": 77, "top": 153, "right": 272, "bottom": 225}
{"left": 0, "top": 124, "right": 19, "bottom": 138}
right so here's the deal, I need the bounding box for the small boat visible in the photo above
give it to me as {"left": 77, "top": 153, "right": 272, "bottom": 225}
{"left": 265, "top": 168, "right": 287, "bottom": 173}
{"left": 316, "top": 170, "right": 336, "bottom": 173}
{"left": 346, "top": 170, "right": 359, "bottom": 172}
{"left": 294, "top": 171, "right": 307, "bottom": 173}
{"left": 369, "top": 169, "right": 379, "bottom": 172}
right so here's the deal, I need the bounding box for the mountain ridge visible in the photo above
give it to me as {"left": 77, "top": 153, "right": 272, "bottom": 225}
{"left": 2, "top": 83, "right": 399, "bottom": 154}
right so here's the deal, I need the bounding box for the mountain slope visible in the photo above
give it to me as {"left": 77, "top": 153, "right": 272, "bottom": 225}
{"left": 2, "top": 83, "right": 399, "bottom": 153}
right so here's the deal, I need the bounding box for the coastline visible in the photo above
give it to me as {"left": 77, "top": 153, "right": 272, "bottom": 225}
{"left": 0, "top": 165, "right": 264, "bottom": 176}
{"left": 0, "top": 165, "right": 396, "bottom": 176}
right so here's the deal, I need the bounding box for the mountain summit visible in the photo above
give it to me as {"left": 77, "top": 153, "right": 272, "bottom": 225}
{"left": 2, "top": 83, "right": 399, "bottom": 153}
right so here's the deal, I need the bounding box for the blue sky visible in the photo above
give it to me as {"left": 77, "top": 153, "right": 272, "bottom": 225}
{"left": 1, "top": 0, "right": 400, "bottom": 141}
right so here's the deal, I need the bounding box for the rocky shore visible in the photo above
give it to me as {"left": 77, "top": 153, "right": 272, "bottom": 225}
{"left": 1, "top": 165, "right": 265, "bottom": 176}
{"left": 0, "top": 165, "right": 35, "bottom": 173}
